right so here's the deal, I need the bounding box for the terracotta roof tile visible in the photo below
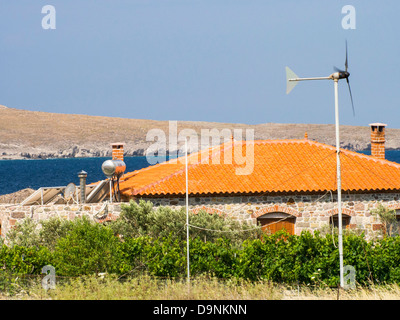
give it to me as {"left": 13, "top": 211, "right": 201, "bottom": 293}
{"left": 118, "top": 139, "right": 400, "bottom": 197}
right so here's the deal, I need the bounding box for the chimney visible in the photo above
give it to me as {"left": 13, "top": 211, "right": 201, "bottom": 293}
{"left": 78, "top": 170, "right": 87, "bottom": 203}
{"left": 111, "top": 143, "right": 125, "bottom": 161}
{"left": 369, "top": 123, "right": 387, "bottom": 159}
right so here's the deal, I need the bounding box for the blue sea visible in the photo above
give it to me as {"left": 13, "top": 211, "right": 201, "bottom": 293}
{"left": 0, "top": 156, "right": 154, "bottom": 196}
{"left": 1, "top": 150, "right": 400, "bottom": 196}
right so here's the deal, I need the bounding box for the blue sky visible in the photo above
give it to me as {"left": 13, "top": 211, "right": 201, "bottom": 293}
{"left": 1, "top": 1, "right": 399, "bottom": 128}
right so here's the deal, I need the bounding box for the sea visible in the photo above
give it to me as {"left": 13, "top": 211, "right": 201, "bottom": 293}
{"left": 0, "top": 156, "right": 154, "bottom": 196}
{"left": 1, "top": 150, "right": 400, "bottom": 196}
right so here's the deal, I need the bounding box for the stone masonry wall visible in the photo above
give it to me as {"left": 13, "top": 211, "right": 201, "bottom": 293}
{"left": 0, "top": 202, "right": 123, "bottom": 240}
{"left": 1, "top": 192, "right": 399, "bottom": 240}
{"left": 140, "top": 192, "right": 400, "bottom": 239}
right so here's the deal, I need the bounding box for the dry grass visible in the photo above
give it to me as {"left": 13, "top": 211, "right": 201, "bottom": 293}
{"left": 282, "top": 283, "right": 400, "bottom": 300}
{"left": 2, "top": 275, "right": 400, "bottom": 300}
{"left": 12, "top": 275, "right": 282, "bottom": 300}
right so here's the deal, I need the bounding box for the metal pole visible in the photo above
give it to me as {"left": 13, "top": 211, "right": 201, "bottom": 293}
{"left": 334, "top": 79, "right": 344, "bottom": 288}
{"left": 109, "top": 178, "right": 113, "bottom": 203}
{"left": 185, "top": 138, "right": 190, "bottom": 286}
{"left": 288, "top": 76, "right": 332, "bottom": 82}
{"left": 78, "top": 170, "right": 87, "bottom": 204}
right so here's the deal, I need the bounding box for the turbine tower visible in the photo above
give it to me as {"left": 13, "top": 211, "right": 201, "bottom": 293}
{"left": 286, "top": 41, "right": 354, "bottom": 288}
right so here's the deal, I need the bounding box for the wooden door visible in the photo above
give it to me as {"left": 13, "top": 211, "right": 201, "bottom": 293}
{"left": 260, "top": 217, "right": 295, "bottom": 235}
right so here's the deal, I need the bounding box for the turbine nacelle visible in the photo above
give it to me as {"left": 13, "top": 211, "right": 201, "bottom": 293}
{"left": 331, "top": 71, "right": 350, "bottom": 80}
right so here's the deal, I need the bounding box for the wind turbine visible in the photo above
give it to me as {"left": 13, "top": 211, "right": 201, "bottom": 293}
{"left": 285, "top": 41, "right": 354, "bottom": 288}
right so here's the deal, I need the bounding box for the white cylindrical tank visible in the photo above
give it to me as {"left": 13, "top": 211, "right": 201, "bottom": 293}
{"left": 101, "top": 159, "right": 126, "bottom": 178}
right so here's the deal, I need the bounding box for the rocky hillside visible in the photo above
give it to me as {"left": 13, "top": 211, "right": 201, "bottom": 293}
{"left": 1, "top": 105, "right": 399, "bottom": 160}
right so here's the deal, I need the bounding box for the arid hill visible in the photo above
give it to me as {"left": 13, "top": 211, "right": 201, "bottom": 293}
{"left": 1, "top": 105, "right": 399, "bottom": 160}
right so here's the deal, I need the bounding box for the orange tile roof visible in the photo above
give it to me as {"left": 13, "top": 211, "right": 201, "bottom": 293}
{"left": 118, "top": 139, "right": 400, "bottom": 197}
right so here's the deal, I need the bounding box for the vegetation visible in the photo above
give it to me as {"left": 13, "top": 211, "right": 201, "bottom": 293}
{"left": 109, "top": 200, "right": 262, "bottom": 245}
{"left": 2, "top": 201, "right": 400, "bottom": 299}
{"left": 4, "top": 274, "right": 400, "bottom": 300}
{"left": 372, "top": 204, "right": 400, "bottom": 237}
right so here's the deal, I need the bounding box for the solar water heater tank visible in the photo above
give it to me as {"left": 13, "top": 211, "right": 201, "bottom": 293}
{"left": 101, "top": 159, "right": 126, "bottom": 178}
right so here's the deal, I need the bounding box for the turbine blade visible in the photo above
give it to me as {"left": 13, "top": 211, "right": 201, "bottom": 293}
{"left": 334, "top": 66, "right": 344, "bottom": 73}
{"left": 346, "top": 78, "right": 355, "bottom": 116}
{"left": 286, "top": 66, "right": 299, "bottom": 94}
{"left": 345, "top": 40, "right": 348, "bottom": 72}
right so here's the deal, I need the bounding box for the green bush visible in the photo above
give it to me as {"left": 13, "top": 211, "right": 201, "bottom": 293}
{"left": 371, "top": 204, "right": 400, "bottom": 237}
{"left": 0, "top": 244, "right": 52, "bottom": 275}
{"left": 52, "top": 216, "right": 123, "bottom": 276}
{"left": 109, "top": 199, "right": 261, "bottom": 245}
{"left": 39, "top": 217, "right": 74, "bottom": 250}
{"left": 6, "top": 218, "right": 41, "bottom": 248}
{"left": 1, "top": 230, "right": 400, "bottom": 286}
{"left": 368, "top": 236, "right": 400, "bottom": 284}
{"left": 190, "top": 237, "right": 236, "bottom": 278}
{"left": 6, "top": 216, "right": 73, "bottom": 251}
{"left": 3, "top": 203, "right": 400, "bottom": 287}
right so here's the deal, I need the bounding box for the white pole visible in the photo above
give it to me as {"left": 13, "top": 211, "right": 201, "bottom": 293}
{"left": 185, "top": 138, "right": 190, "bottom": 285}
{"left": 289, "top": 76, "right": 332, "bottom": 82}
{"left": 109, "top": 178, "right": 113, "bottom": 204}
{"left": 334, "top": 79, "right": 344, "bottom": 288}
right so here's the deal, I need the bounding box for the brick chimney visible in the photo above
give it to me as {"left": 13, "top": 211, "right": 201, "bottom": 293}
{"left": 111, "top": 143, "right": 125, "bottom": 161}
{"left": 369, "top": 123, "right": 387, "bottom": 159}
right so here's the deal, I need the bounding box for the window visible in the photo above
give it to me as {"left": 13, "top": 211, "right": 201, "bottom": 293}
{"left": 330, "top": 214, "right": 351, "bottom": 229}
{"left": 257, "top": 212, "right": 296, "bottom": 235}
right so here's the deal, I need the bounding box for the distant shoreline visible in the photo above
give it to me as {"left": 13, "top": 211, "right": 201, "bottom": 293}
{"left": 0, "top": 155, "right": 149, "bottom": 161}
{"left": 3, "top": 106, "right": 400, "bottom": 161}
{"left": 5, "top": 148, "right": 400, "bottom": 161}
{"left": 0, "top": 148, "right": 378, "bottom": 160}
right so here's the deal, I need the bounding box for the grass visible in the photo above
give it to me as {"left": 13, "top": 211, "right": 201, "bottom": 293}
{"left": 1, "top": 275, "right": 400, "bottom": 300}
{"left": 282, "top": 283, "right": 400, "bottom": 300}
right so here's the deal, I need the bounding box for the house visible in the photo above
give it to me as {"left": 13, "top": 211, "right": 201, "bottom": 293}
{"left": 116, "top": 123, "right": 400, "bottom": 238}
{"left": 2, "top": 123, "right": 399, "bottom": 240}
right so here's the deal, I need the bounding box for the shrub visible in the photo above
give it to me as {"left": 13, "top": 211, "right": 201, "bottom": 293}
{"left": 190, "top": 237, "right": 237, "bottom": 278}
{"left": 143, "top": 235, "right": 186, "bottom": 278}
{"left": 3, "top": 204, "right": 400, "bottom": 287}
{"left": 52, "top": 216, "right": 123, "bottom": 276}
{"left": 38, "top": 217, "right": 74, "bottom": 250}
{"left": 109, "top": 200, "right": 261, "bottom": 245}
{"left": 6, "top": 216, "right": 73, "bottom": 251}
{"left": 6, "top": 218, "right": 41, "bottom": 248}
{"left": 371, "top": 204, "right": 399, "bottom": 237}
{"left": 0, "top": 244, "right": 52, "bottom": 275}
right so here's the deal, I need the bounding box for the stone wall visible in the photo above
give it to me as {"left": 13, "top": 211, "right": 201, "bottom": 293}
{"left": 0, "top": 202, "right": 123, "bottom": 239}
{"left": 1, "top": 191, "right": 399, "bottom": 240}
{"left": 140, "top": 192, "right": 400, "bottom": 239}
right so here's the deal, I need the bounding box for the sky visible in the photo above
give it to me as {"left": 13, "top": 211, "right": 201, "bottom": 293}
{"left": 1, "top": 1, "right": 399, "bottom": 128}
